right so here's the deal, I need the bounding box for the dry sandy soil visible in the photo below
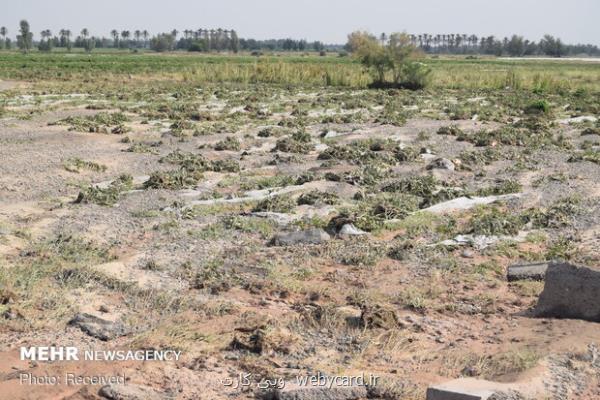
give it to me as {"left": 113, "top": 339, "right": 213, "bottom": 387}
{"left": 0, "top": 79, "right": 599, "bottom": 399}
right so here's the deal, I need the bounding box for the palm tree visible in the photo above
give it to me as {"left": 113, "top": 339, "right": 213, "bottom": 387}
{"left": 134, "top": 30, "right": 141, "bottom": 47}
{"left": 470, "top": 35, "right": 478, "bottom": 51}
{"left": 64, "top": 29, "right": 72, "bottom": 50}
{"left": 0, "top": 26, "right": 7, "bottom": 49}
{"left": 142, "top": 30, "right": 149, "bottom": 48}
{"left": 81, "top": 28, "right": 89, "bottom": 39}
{"left": 425, "top": 34, "right": 432, "bottom": 51}
{"left": 209, "top": 29, "right": 215, "bottom": 50}
{"left": 111, "top": 29, "right": 119, "bottom": 48}
{"left": 121, "top": 30, "right": 130, "bottom": 48}
{"left": 40, "top": 29, "right": 52, "bottom": 42}
{"left": 171, "top": 29, "right": 178, "bottom": 40}
{"left": 380, "top": 32, "right": 387, "bottom": 46}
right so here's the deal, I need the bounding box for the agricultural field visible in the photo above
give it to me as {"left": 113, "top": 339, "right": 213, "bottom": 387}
{"left": 0, "top": 53, "right": 600, "bottom": 400}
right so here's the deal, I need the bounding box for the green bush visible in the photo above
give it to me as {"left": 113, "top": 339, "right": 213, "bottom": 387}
{"left": 524, "top": 100, "right": 551, "bottom": 115}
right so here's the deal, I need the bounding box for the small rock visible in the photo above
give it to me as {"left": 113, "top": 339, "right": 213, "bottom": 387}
{"left": 271, "top": 229, "right": 331, "bottom": 246}
{"left": 99, "top": 384, "right": 167, "bottom": 400}
{"left": 461, "top": 249, "right": 475, "bottom": 258}
{"left": 427, "top": 158, "right": 455, "bottom": 171}
{"left": 507, "top": 263, "right": 548, "bottom": 282}
{"left": 437, "top": 234, "right": 500, "bottom": 251}
{"left": 323, "top": 130, "right": 347, "bottom": 139}
{"left": 426, "top": 378, "right": 527, "bottom": 400}
{"left": 424, "top": 194, "right": 521, "bottom": 214}
{"left": 251, "top": 212, "right": 295, "bottom": 227}
{"left": 338, "top": 224, "right": 367, "bottom": 237}
{"left": 68, "top": 313, "right": 129, "bottom": 341}
{"left": 420, "top": 153, "right": 438, "bottom": 162}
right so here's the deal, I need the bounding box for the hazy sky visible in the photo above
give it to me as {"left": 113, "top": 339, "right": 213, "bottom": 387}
{"left": 2, "top": 0, "right": 599, "bottom": 45}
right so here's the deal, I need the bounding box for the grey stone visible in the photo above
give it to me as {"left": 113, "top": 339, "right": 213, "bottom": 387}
{"left": 69, "top": 313, "right": 129, "bottom": 341}
{"left": 424, "top": 194, "right": 521, "bottom": 214}
{"left": 437, "top": 235, "right": 500, "bottom": 251}
{"left": 426, "top": 379, "right": 528, "bottom": 400}
{"left": 461, "top": 249, "right": 475, "bottom": 258}
{"left": 323, "top": 130, "right": 348, "bottom": 139}
{"left": 534, "top": 262, "right": 600, "bottom": 322}
{"left": 260, "top": 383, "right": 368, "bottom": 400}
{"left": 271, "top": 229, "right": 331, "bottom": 246}
{"left": 427, "top": 158, "right": 455, "bottom": 171}
{"left": 426, "top": 378, "right": 533, "bottom": 400}
{"left": 99, "top": 384, "right": 168, "bottom": 400}
{"left": 251, "top": 212, "right": 296, "bottom": 227}
{"left": 427, "top": 386, "right": 494, "bottom": 400}
{"left": 507, "top": 263, "right": 548, "bottom": 282}
{"left": 338, "top": 224, "right": 367, "bottom": 237}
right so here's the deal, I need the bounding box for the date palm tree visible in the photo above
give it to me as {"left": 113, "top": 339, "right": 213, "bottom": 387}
{"left": 111, "top": 30, "right": 119, "bottom": 48}
{"left": 41, "top": 29, "right": 52, "bottom": 40}
{"left": 380, "top": 33, "right": 387, "bottom": 46}
{"left": 142, "top": 30, "right": 149, "bottom": 48}
{"left": 0, "top": 26, "right": 8, "bottom": 48}
{"left": 121, "top": 30, "right": 130, "bottom": 49}
{"left": 81, "top": 28, "right": 89, "bottom": 39}
{"left": 64, "top": 29, "right": 72, "bottom": 50}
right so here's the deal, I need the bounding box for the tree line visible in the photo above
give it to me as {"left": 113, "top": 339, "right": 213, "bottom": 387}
{"left": 0, "top": 20, "right": 329, "bottom": 54}
{"left": 1, "top": 20, "right": 599, "bottom": 57}
{"left": 375, "top": 33, "right": 600, "bottom": 57}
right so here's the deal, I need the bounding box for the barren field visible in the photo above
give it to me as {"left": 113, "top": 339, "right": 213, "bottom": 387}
{"left": 0, "top": 54, "right": 599, "bottom": 400}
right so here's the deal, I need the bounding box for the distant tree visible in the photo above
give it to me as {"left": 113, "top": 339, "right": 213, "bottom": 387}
{"left": 379, "top": 33, "right": 387, "bottom": 46}
{"left": 64, "top": 30, "right": 72, "bottom": 51}
{"left": 83, "top": 36, "right": 95, "bottom": 53}
{"left": 134, "top": 30, "right": 141, "bottom": 47}
{"left": 312, "top": 41, "right": 324, "bottom": 52}
{"left": 111, "top": 30, "right": 119, "bottom": 48}
{"left": 0, "top": 27, "right": 7, "bottom": 49}
{"left": 540, "top": 34, "right": 565, "bottom": 57}
{"left": 142, "top": 30, "right": 149, "bottom": 48}
{"left": 38, "top": 29, "right": 53, "bottom": 52}
{"left": 150, "top": 33, "right": 175, "bottom": 52}
{"left": 81, "top": 28, "right": 89, "bottom": 39}
{"left": 17, "top": 20, "right": 33, "bottom": 53}
{"left": 506, "top": 35, "right": 525, "bottom": 57}
{"left": 121, "top": 30, "right": 130, "bottom": 49}
{"left": 171, "top": 29, "right": 178, "bottom": 41}
{"left": 230, "top": 30, "right": 239, "bottom": 53}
